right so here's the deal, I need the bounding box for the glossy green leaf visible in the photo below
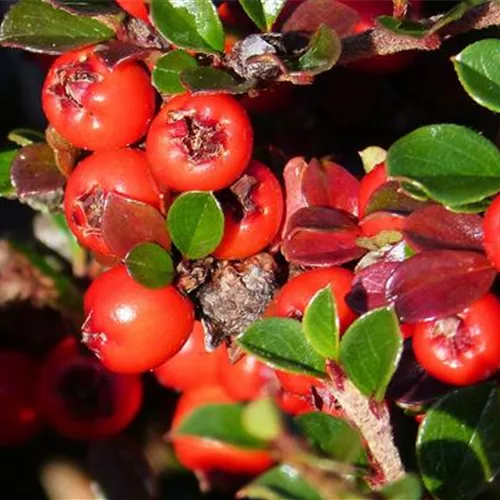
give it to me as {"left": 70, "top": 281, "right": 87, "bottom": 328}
{"left": 303, "top": 287, "right": 339, "bottom": 361}
{"left": 238, "top": 465, "right": 322, "bottom": 500}
{"left": 387, "top": 124, "right": 500, "bottom": 206}
{"left": 339, "top": 308, "right": 402, "bottom": 401}
{"left": 428, "top": 0, "right": 487, "bottom": 35}
{"left": 174, "top": 403, "right": 268, "bottom": 449}
{"left": 47, "top": 0, "right": 120, "bottom": 15}
{"left": 167, "top": 191, "right": 224, "bottom": 259}
{"left": 238, "top": 318, "right": 327, "bottom": 378}
{"left": 296, "top": 412, "right": 367, "bottom": 465}
{"left": 0, "top": 150, "right": 16, "bottom": 196}
{"left": 239, "top": 0, "right": 287, "bottom": 31}
{"left": 151, "top": 0, "right": 224, "bottom": 53}
{"left": 124, "top": 243, "right": 174, "bottom": 289}
{"left": 0, "top": 0, "right": 114, "bottom": 54}
{"left": 376, "top": 16, "right": 428, "bottom": 38}
{"left": 297, "top": 24, "right": 340, "bottom": 75}
{"left": 242, "top": 398, "right": 282, "bottom": 441}
{"left": 152, "top": 50, "right": 198, "bottom": 94}
{"left": 417, "top": 383, "right": 500, "bottom": 500}
{"left": 380, "top": 474, "right": 422, "bottom": 500}
{"left": 453, "top": 39, "right": 500, "bottom": 113}
{"left": 181, "top": 67, "right": 255, "bottom": 93}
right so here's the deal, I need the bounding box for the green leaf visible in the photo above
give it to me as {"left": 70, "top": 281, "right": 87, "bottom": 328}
{"left": 124, "top": 243, "right": 174, "bottom": 289}
{"left": 376, "top": 16, "right": 428, "bottom": 38}
{"left": 417, "top": 383, "right": 500, "bottom": 500}
{"left": 0, "top": 0, "right": 114, "bottom": 54}
{"left": 242, "top": 398, "right": 282, "bottom": 441}
{"left": 0, "top": 150, "right": 16, "bottom": 196}
{"left": 453, "top": 39, "right": 500, "bottom": 113}
{"left": 167, "top": 191, "right": 224, "bottom": 259}
{"left": 238, "top": 465, "right": 322, "bottom": 500}
{"left": 152, "top": 50, "right": 198, "bottom": 95}
{"left": 380, "top": 474, "right": 422, "bottom": 500}
{"left": 239, "top": 0, "right": 287, "bottom": 31}
{"left": 297, "top": 25, "right": 341, "bottom": 75}
{"left": 175, "top": 403, "right": 268, "bottom": 449}
{"left": 150, "top": 0, "right": 224, "bottom": 53}
{"left": 296, "top": 412, "right": 367, "bottom": 465}
{"left": 339, "top": 308, "right": 402, "bottom": 401}
{"left": 181, "top": 67, "right": 255, "bottom": 93}
{"left": 238, "top": 318, "right": 327, "bottom": 378}
{"left": 428, "top": 0, "right": 487, "bottom": 35}
{"left": 387, "top": 124, "right": 500, "bottom": 206}
{"left": 7, "top": 128, "right": 45, "bottom": 147}
{"left": 303, "top": 287, "right": 339, "bottom": 361}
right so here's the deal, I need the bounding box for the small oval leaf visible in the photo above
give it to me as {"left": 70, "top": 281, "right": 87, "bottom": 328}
{"left": 242, "top": 398, "right": 282, "bottom": 442}
{"left": 124, "top": 243, "right": 174, "bottom": 289}
{"left": 0, "top": 149, "right": 16, "bottom": 196}
{"left": 152, "top": 49, "right": 198, "bottom": 95}
{"left": 167, "top": 191, "right": 224, "bottom": 259}
{"left": 297, "top": 24, "right": 340, "bottom": 75}
{"left": 339, "top": 308, "right": 403, "bottom": 401}
{"left": 181, "top": 67, "right": 255, "bottom": 94}
{"left": 238, "top": 318, "right": 327, "bottom": 378}
{"left": 239, "top": 0, "right": 287, "bottom": 31}
{"left": 380, "top": 474, "right": 422, "bottom": 500}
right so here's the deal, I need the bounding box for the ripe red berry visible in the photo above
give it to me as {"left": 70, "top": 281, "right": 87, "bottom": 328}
{"left": 358, "top": 162, "right": 387, "bottom": 219}
{"left": 275, "top": 391, "right": 314, "bottom": 416}
{"left": 214, "top": 161, "right": 284, "bottom": 260}
{"left": 275, "top": 370, "right": 322, "bottom": 397}
{"left": 42, "top": 47, "right": 155, "bottom": 151}
{"left": 154, "top": 321, "right": 223, "bottom": 392}
{"left": 171, "top": 385, "right": 274, "bottom": 474}
{"left": 64, "top": 149, "right": 164, "bottom": 256}
{"left": 116, "top": 0, "right": 149, "bottom": 22}
{"left": 413, "top": 294, "right": 500, "bottom": 386}
{"left": 265, "top": 267, "right": 356, "bottom": 332}
{"left": 37, "top": 337, "right": 142, "bottom": 440}
{"left": 146, "top": 93, "right": 253, "bottom": 192}
{"left": 483, "top": 194, "right": 500, "bottom": 271}
{"left": 83, "top": 265, "right": 194, "bottom": 373}
{"left": 0, "top": 351, "right": 41, "bottom": 446}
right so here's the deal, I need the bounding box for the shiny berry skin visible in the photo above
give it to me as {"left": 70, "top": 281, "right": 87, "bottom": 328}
{"left": 154, "top": 321, "right": 223, "bottom": 392}
{"left": 37, "top": 337, "right": 142, "bottom": 440}
{"left": 413, "top": 294, "right": 500, "bottom": 386}
{"left": 116, "top": 0, "right": 149, "bottom": 22}
{"left": 64, "top": 149, "right": 163, "bottom": 256}
{"left": 358, "top": 162, "right": 387, "bottom": 218}
{"left": 42, "top": 47, "right": 155, "bottom": 151}
{"left": 266, "top": 267, "right": 356, "bottom": 332}
{"left": 83, "top": 265, "right": 194, "bottom": 373}
{"left": 275, "top": 391, "right": 314, "bottom": 416}
{"left": 172, "top": 385, "right": 274, "bottom": 474}
{"left": 276, "top": 371, "right": 322, "bottom": 396}
{"left": 218, "top": 348, "right": 277, "bottom": 401}
{"left": 146, "top": 93, "right": 253, "bottom": 192}
{"left": 0, "top": 351, "right": 41, "bottom": 446}
{"left": 214, "top": 161, "right": 284, "bottom": 260}
{"left": 483, "top": 194, "right": 500, "bottom": 271}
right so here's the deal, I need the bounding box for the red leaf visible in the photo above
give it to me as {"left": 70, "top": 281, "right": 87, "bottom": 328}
{"left": 404, "top": 205, "right": 484, "bottom": 253}
{"left": 101, "top": 193, "right": 170, "bottom": 259}
{"left": 365, "top": 181, "right": 430, "bottom": 216}
{"left": 386, "top": 250, "right": 495, "bottom": 323}
{"left": 302, "top": 159, "right": 360, "bottom": 217}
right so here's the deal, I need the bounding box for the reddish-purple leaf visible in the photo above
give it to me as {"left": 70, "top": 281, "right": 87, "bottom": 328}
{"left": 282, "top": 206, "right": 365, "bottom": 266}
{"left": 94, "top": 41, "right": 153, "bottom": 70}
{"left": 101, "top": 192, "right": 170, "bottom": 259}
{"left": 386, "top": 250, "right": 496, "bottom": 322}
{"left": 404, "top": 205, "right": 484, "bottom": 253}
{"left": 301, "top": 159, "right": 360, "bottom": 217}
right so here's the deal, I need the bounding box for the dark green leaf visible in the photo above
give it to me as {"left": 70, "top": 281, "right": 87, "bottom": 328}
{"left": 150, "top": 0, "right": 224, "bottom": 53}
{"left": 376, "top": 16, "right": 428, "bottom": 38}
{"left": 124, "top": 243, "right": 174, "bottom": 289}
{"left": 174, "top": 403, "right": 268, "bottom": 449}
{"left": 0, "top": 150, "right": 16, "bottom": 196}
{"left": 238, "top": 465, "right": 322, "bottom": 500}
{"left": 239, "top": 0, "right": 287, "bottom": 31}
{"left": 47, "top": 0, "right": 120, "bottom": 15}
{"left": 428, "top": 0, "right": 487, "bottom": 35}
{"left": 303, "top": 287, "right": 339, "bottom": 361}
{"left": 417, "top": 383, "right": 500, "bottom": 500}
{"left": 387, "top": 124, "right": 500, "bottom": 206}
{"left": 0, "top": 0, "right": 114, "bottom": 54}
{"left": 167, "top": 191, "right": 224, "bottom": 259}
{"left": 380, "top": 474, "right": 422, "bottom": 500}
{"left": 238, "top": 318, "right": 326, "bottom": 378}
{"left": 296, "top": 412, "right": 367, "bottom": 465}
{"left": 297, "top": 25, "right": 340, "bottom": 75}
{"left": 339, "top": 308, "right": 402, "bottom": 401}
{"left": 447, "top": 198, "right": 492, "bottom": 214}
{"left": 152, "top": 49, "right": 198, "bottom": 95}
{"left": 242, "top": 398, "right": 282, "bottom": 441}
{"left": 181, "top": 67, "right": 255, "bottom": 93}
{"left": 453, "top": 39, "right": 500, "bottom": 113}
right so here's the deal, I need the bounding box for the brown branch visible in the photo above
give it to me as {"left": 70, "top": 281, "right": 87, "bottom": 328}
{"left": 339, "top": 0, "right": 500, "bottom": 64}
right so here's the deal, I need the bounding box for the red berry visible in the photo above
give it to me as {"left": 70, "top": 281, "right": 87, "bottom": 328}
{"left": 265, "top": 267, "right": 356, "bottom": 332}
{"left": 37, "top": 337, "right": 142, "bottom": 440}
{"left": 146, "top": 93, "right": 253, "bottom": 192}
{"left": 218, "top": 348, "right": 277, "bottom": 401}
{"left": 64, "top": 148, "right": 164, "bottom": 256}
{"left": 276, "top": 370, "right": 322, "bottom": 396}
{"left": 358, "top": 162, "right": 387, "bottom": 218}
{"left": 483, "top": 194, "right": 500, "bottom": 271}
{"left": 42, "top": 47, "right": 155, "bottom": 151}
{"left": 0, "top": 351, "right": 41, "bottom": 446}
{"left": 214, "top": 161, "right": 284, "bottom": 260}
{"left": 275, "top": 391, "right": 314, "bottom": 416}
{"left": 171, "top": 386, "right": 274, "bottom": 474}
{"left": 154, "top": 321, "right": 223, "bottom": 392}
{"left": 401, "top": 323, "right": 416, "bottom": 339}
{"left": 413, "top": 294, "right": 500, "bottom": 386}
{"left": 83, "top": 265, "right": 194, "bottom": 373}
{"left": 116, "top": 0, "right": 149, "bottom": 22}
